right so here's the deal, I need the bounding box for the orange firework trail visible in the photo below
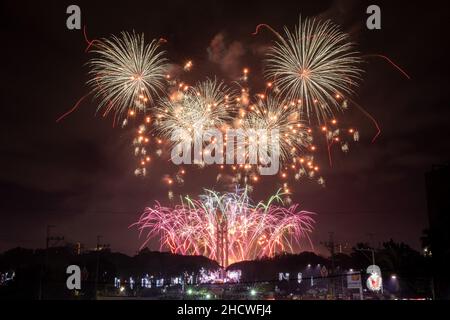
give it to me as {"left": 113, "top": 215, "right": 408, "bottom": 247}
{"left": 365, "top": 54, "right": 411, "bottom": 80}
{"left": 56, "top": 93, "right": 91, "bottom": 123}
{"left": 83, "top": 25, "right": 98, "bottom": 53}
{"left": 56, "top": 25, "right": 99, "bottom": 123}
{"left": 252, "top": 23, "right": 283, "bottom": 40}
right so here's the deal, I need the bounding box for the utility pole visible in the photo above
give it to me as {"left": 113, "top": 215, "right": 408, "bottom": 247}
{"left": 321, "top": 232, "right": 336, "bottom": 299}
{"left": 38, "top": 225, "right": 64, "bottom": 300}
{"left": 94, "top": 235, "right": 110, "bottom": 300}
{"left": 321, "top": 233, "right": 349, "bottom": 299}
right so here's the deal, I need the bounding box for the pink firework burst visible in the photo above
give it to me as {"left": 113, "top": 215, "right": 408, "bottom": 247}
{"left": 132, "top": 189, "right": 316, "bottom": 267}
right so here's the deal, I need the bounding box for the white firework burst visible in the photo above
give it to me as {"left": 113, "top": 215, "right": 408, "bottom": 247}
{"left": 265, "top": 17, "right": 362, "bottom": 124}
{"left": 87, "top": 31, "right": 169, "bottom": 118}
{"left": 154, "top": 78, "right": 235, "bottom": 145}
{"left": 241, "top": 96, "right": 312, "bottom": 164}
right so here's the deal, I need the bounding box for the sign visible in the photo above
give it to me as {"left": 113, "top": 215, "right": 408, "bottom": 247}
{"left": 347, "top": 272, "right": 362, "bottom": 289}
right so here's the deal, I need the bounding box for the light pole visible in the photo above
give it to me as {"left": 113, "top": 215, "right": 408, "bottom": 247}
{"left": 357, "top": 247, "right": 383, "bottom": 295}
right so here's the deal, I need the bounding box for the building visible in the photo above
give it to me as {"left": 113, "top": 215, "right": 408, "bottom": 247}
{"left": 425, "top": 163, "right": 450, "bottom": 299}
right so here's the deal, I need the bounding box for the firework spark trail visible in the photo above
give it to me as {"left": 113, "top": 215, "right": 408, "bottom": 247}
{"left": 252, "top": 23, "right": 283, "bottom": 40}
{"left": 56, "top": 93, "right": 91, "bottom": 123}
{"left": 132, "top": 189, "right": 315, "bottom": 265}
{"left": 83, "top": 25, "right": 98, "bottom": 53}
{"left": 87, "top": 31, "right": 169, "bottom": 119}
{"left": 56, "top": 26, "right": 97, "bottom": 123}
{"left": 349, "top": 55, "right": 410, "bottom": 142}
{"left": 324, "top": 132, "right": 333, "bottom": 167}
{"left": 348, "top": 97, "right": 381, "bottom": 143}
{"left": 365, "top": 54, "right": 411, "bottom": 80}
{"left": 265, "top": 17, "right": 363, "bottom": 125}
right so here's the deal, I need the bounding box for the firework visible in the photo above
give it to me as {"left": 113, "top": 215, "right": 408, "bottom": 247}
{"left": 265, "top": 17, "right": 362, "bottom": 124}
{"left": 154, "top": 79, "right": 235, "bottom": 146}
{"left": 87, "top": 31, "right": 169, "bottom": 119}
{"left": 66, "top": 19, "right": 369, "bottom": 191}
{"left": 133, "top": 189, "right": 315, "bottom": 266}
{"left": 240, "top": 95, "right": 312, "bottom": 164}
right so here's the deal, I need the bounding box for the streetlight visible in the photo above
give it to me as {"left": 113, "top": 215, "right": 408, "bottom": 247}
{"left": 250, "top": 289, "right": 257, "bottom": 296}
{"left": 390, "top": 274, "right": 400, "bottom": 297}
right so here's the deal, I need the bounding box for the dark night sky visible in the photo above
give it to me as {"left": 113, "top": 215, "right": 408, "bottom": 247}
{"left": 1, "top": 0, "right": 449, "bottom": 255}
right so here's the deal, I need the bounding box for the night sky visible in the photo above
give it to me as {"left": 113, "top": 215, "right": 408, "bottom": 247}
{"left": 1, "top": 0, "right": 449, "bottom": 256}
